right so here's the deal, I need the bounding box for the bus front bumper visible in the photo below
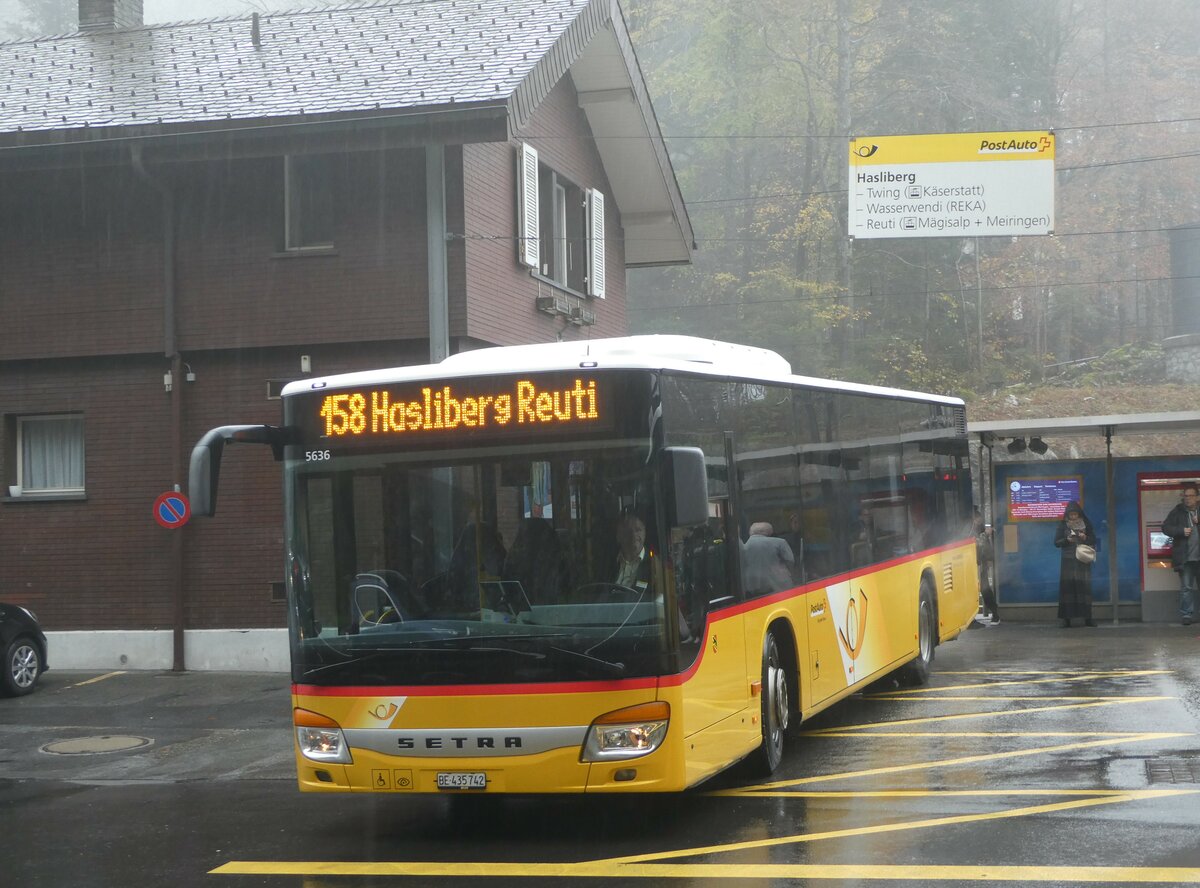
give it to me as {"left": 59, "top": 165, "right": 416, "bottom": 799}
{"left": 293, "top": 743, "right": 685, "bottom": 794}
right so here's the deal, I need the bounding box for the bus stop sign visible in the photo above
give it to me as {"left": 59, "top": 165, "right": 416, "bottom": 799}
{"left": 154, "top": 491, "right": 191, "bottom": 529}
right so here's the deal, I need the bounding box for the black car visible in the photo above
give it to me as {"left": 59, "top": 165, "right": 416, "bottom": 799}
{"left": 1, "top": 603, "right": 48, "bottom": 696}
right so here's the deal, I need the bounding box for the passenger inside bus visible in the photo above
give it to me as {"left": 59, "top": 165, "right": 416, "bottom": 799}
{"left": 742, "top": 521, "right": 796, "bottom": 594}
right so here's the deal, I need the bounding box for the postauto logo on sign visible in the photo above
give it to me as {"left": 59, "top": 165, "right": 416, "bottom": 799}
{"left": 978, "top": 136, "right": 1053, "bottom": 154}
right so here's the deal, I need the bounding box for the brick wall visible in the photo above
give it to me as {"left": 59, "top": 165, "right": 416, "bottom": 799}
{"left": 0, "top": 149, "right": 432, "bottom": 362}
{"left": 0, "top": 167, "right": 165, "bottom": 359}
{"left": 174, "top": 149, "right": 430, "bottom": 351}
{"left": 0, "top": 355, "right": 177, "bottom": 629}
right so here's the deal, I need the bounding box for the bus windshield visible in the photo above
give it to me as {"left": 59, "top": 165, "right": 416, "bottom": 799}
{"left": 284, "top": 441, "right": 669, "bottom": 687}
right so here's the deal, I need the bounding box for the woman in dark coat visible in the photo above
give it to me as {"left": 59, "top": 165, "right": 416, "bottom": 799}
{"left": 1054, "top": 501, "right": 1096, "bottom": 627}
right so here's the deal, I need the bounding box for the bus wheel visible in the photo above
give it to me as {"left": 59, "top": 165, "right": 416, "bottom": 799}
{"left": 899, "top": 579, "right": 936, "bottom": 686}
{"left": 753, "top": 632, "right": 789, "bottom": 775}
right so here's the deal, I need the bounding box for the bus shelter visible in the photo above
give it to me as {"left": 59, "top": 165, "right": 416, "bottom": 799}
{"left": 970, "top": 411, "right": 1200, "bottom": 623}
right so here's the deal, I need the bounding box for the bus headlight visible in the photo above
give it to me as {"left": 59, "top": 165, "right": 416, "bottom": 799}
{"left": 582, "top": 701, "right": 669, "bottom": 762}
{"left": 294, "top": 708, "right": 352, "bottom": 764}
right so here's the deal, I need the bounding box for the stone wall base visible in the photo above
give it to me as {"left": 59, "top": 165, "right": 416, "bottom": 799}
{"left": 43, "top": 628, "right": 289, "bottom": 672}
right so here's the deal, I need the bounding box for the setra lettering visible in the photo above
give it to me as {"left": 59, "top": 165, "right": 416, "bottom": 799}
{"left": 394, "top": 735, "right": 523, "bottom": 750}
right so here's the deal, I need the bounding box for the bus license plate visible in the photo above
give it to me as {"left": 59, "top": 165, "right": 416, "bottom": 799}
{"left": 436, "top": 771, "right": 487, "bottom": 791}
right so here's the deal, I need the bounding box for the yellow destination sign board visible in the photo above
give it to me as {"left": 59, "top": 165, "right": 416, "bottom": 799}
{"left": 848, "top": 131, "right": 1055, "bottom": 239}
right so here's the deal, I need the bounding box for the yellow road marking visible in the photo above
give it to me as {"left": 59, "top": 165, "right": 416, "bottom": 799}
{"left": 869, "top": 670, "right": 1169, "bottom": 696}
{"left": 603, "top": 791, "right": 1194, "bottom": 863}
{"left": 707, "top": 788, "right": 1167, "bottom": 798}
{"left": 726, "top": 733, "right": 1189, "bottom": 789}
{"left": 210, "top": 861, "right": 1200, "bottom": 881}
{"left": 66, "top": 671, "right": 126, "bottom": 688}
{"left": 211, "top": 790, "right": 1200, "bottom": 879}
{"left": 871, "top": 695, "right": 1168, "bottom": 702}
{"left": 936, "top": 667, "right": 1171, "bottom": 676}
{"left": 806, "top": 696, "right": 1171, "bottom": 733}
{"left": 807, "top": 731, "right": 1166, "bottom": 738}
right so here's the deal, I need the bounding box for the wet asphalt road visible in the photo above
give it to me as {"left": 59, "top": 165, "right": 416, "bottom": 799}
{"left": 2, "top": 621, "right": 1199, "bottom": 887}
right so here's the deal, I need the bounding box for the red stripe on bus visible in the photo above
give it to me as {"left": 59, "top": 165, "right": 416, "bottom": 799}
{"left": 293, "top": 677, "right": 660, "bottom": 697}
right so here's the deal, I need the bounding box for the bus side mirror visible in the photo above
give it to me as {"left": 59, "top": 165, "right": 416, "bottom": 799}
{"left": 663, "top": 446, "right": 709, "bottom": 528}
{"left": 189, "top": 424, "right": 292, "bottom": 517}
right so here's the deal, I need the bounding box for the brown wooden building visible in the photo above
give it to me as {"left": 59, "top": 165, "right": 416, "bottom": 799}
{"left": 0, "top": 0, "right": 692, "bottom": 669}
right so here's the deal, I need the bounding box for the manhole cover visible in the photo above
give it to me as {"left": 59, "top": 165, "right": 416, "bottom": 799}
{"left": 41, "top": 735, "right": 153, "bottom": 755}
{"left": 1145, "top": 757, "right": 1200, "bottom": 784}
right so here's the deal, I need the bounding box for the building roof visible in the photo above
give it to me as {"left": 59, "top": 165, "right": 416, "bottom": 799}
{"left": 970, "top": 411, "right": 1200, "bottom": 442}
{"left": 1, "top": 0, "right": 567, "bottom": 134}
{"left": 0, "top": 0, "right": 693, "bottom": 266}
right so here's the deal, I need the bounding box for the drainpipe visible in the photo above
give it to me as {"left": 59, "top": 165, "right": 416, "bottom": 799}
{"left": 425, "top": 144, "right": 449, "bottom": 363}
{"left": 425, "top": 145, "right": 453, "bottom": 561}
{"left": 131, "top": 144, "right": 185, "bottom": 670}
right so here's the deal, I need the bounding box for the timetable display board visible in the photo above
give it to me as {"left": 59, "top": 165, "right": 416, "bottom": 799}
{"left": 1007, "top": 476, "right": 1082, "bottom": 522}
{"left": 848, "top": 130, "right": 1055, "bottom": 239}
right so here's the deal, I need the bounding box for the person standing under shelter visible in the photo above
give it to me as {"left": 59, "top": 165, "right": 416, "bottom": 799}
{"left": 742, "top": 522, "right": 795, "bottom": 594}
{"left": 1160, "top": 485, "right": 1200, "bottom": 626}
{"left": 1054, "top": 501, "right": 1097, "bottom": 628}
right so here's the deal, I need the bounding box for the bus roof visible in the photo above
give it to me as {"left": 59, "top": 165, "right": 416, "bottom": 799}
{"left": 280, "top": 335, "right": 963, "bottom": 406}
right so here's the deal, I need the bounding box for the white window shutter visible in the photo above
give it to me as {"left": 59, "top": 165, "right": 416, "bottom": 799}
{"left": 517, "top": 143, "right": 539, "bottom": 268}
{"left": 586, "top": 187, "right": 605, "bottom": 299}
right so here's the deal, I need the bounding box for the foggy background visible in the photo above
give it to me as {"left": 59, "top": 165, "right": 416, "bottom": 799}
{"left": 4, "top": 0, "right": 1197, "bottom": 398}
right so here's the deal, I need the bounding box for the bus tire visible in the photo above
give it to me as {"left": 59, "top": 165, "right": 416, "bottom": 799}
{"left": 899, "top": 579, "right": 936, "bottom": 686}
{"left": 753, "top": 631, "right": 789, "bottom": 775}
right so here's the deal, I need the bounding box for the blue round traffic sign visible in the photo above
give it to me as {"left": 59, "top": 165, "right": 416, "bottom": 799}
{"left": 154, "top": 492, "right": 191, "bottom": 529}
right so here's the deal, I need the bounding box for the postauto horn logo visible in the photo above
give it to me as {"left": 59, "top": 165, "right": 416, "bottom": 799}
{"left": 853, "top": 144, "right": 879, "bottom": 158}
{"left": 837, "top": 589, "right": 869, "bottom": 661}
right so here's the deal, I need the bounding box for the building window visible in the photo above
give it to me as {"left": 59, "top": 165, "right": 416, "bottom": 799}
{"left": 538, "top": 166, "right": 586, "bottom": 292}
{"left": 17, "top": 414, "right": 85, "bottom": 495}
{"left": 517, "top": 143, "right": 606, "bottom": 298}
{"left": 284, "top": 155, "right": 335, "bottom": 250}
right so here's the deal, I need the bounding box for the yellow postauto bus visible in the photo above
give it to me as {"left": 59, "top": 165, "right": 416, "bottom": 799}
{"left": 189, "top": 336, "right": 978, "bottom": 794}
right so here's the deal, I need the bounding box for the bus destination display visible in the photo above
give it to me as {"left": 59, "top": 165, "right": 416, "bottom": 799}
{"left": 310, "top": 376, "right": 605, "bottom": 443}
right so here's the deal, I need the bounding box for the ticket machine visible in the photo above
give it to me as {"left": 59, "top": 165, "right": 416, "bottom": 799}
{"left": 1138, "top": 476, "right": 1194, "bottom": 620}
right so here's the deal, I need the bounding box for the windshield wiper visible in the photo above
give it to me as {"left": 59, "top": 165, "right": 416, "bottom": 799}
{"left": 413, "top": 644, "right": 546, "bottom": 659}
{"left": 415, "top": 632, "right": 571, "bottom": 645}
{"left": 547, "top": 646, "right": 626, "bottom": 677}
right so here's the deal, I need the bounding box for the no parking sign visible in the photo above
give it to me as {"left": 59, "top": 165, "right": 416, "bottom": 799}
{"left": 153, "top": 491, "right": 191, "bottom": 529}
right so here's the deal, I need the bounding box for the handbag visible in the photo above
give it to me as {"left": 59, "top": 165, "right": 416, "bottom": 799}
{"left": 1075, "top": 543, "right": 1096, "bottom": 564}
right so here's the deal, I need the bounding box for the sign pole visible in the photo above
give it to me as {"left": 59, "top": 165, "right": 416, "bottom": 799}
{"left": 1105, "top": 427, "right": 1119, "bottom": 624}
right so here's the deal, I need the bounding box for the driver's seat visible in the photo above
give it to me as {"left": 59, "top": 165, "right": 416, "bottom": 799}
{"left": 353, "top": 572, "right": 407, "bottom": 626}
